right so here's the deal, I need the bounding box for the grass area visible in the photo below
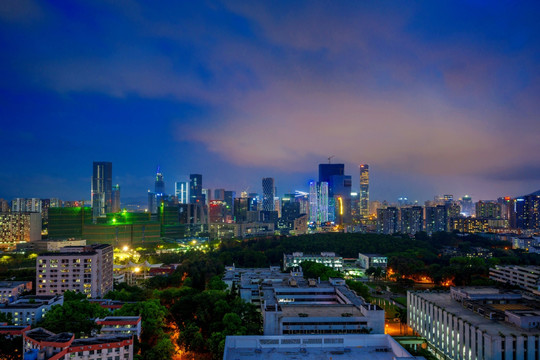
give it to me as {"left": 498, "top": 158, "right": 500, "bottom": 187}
{"left": 371, "top": 297, "right": 401, "bottom": 319}
{"left": 394, "top": 297, "right": 407, "bottom": 307}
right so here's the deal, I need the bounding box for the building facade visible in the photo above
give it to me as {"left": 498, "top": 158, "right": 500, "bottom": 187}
{"left": 489, "top": 265, "right": 540, "bottom": 296}
{"left": 283, "top": 252, "right": 344, "bottom": 271}
{"left": 262, "top": 178, "right": 275, "bottom": 212}
{"left": 408, "top": 287, "right": 540, "bottom": 360}
{"left": 359, "top": 164, "right": 369, "bottom": 218}
{"left": 0, "top": 212, "right": 41, "bottom": 250}
{"left": 91, "top": 162, "right": 112, "bottom": 220}
{"left": 36, "top": 244, "right": 113, "bottom": 298}
{"left": 23, "top": 327, "right": 133, "bottom": 360}
{"left": 0, "top": 295, "right": 63, "bottom": 326}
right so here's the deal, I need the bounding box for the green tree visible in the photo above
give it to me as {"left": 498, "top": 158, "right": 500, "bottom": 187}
{"left": 39, "top": 300, "right": 108, "bottom": 337}
{"left": 114, "top": 299, "right": 168, "bottom": 347}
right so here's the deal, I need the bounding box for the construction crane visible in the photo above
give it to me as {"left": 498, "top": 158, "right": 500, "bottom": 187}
{"left": 328, "top": 155, "right": 335, "bottom": 164}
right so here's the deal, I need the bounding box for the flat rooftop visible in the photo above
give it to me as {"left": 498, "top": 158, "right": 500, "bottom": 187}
{"left": 223, "top": 335, "right": 416, "bottom": 360}
{"left": 414, "top": 292, "right": 540, "bottom": 336}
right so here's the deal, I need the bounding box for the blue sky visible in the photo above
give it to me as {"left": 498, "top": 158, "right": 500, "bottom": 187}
{"left": 1, "top": 0, "right": 539, "bottom": 203}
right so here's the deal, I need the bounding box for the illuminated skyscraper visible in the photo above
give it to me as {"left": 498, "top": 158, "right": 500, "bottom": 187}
{"left": 308, "top": 181, "right": 329, "bottom": 224}
{"left": 190, "top": 174, "right": 203, "bottom": 204}
{"left": 359, "top": 164, "right": 369, "bottom": 218}
{"left": 262, "top": 178, "right": 275, "bottom": 211}
{"left": 92, "top": 162, "right": 112, "bottom": 221}
{"left": 155, "top": 167, "right": 165, "bottom": 195}
{"left": 112, "top": 184, "right": 121, "bottom": 213}
{"left": 175, "top": 181, "right": 189, "bottom": 204}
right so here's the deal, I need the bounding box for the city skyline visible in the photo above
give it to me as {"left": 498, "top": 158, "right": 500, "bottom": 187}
{"left": 1, "top": 1, "right": 539, "bottom": 202}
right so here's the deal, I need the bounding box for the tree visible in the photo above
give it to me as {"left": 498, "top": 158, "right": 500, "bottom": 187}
{"left": 39, "top": 300, "right": 108, "bottom": 337}
{"left": 114, "top": 299, "right": 168, "bottom": 347}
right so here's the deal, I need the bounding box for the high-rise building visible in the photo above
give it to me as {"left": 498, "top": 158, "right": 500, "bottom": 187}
{"left": 214, "top": 189, "right": 225, "bottom": 201}
{"left": 224, "top": 191, "right": 236, "bottom": 220}
{"left": 460, "top": 195, "right": 473, "bottom": 217}
{"left": 281, "top": 194, "right": 300, "bottom": 221}
{"left": 514, "top": 193, "right": 540, "bottom": 229}
{"left": 359, "top": 164, "right": 369, "bottom": 218}
{"left": 147, "top": 190, "right": 157, "bottom": 213}
{"left": 308, "top": 181, "right": 329, "bottom": 224}
{"left": 0, "top": 212, "right": 41, "bottom": 250}
{"left": 91, "top": 162, "right": 112, "bottom": 220}
{"left": 234, "top": 197, "right": 253, "bottom": 223}
{"left": 331, "top": 174, "right": 352, "bottom": 224}
{"left": 377, "top": 207, "right": 399, "bottom": 234}
{"left": 400, "top": 206, "right": 423, "bottom": 234}
{"left": 262, "top": 178, "right": 275, "bottom": 211}
{"left": 175, "top": 181, "right": 189, "bottom": 204}
{"left": 318, "top": 164, "right": 344, "bottom": 186}
{"left": 202, "top": 188, "right": 212, "bottom": 205}
{"left": 475, "top": 200, "right": 502, "bottom": 219}
{"left": 112, "top": 184, "right": 121, "bottom": 213}
{"left": 189, "top": 174, "right": 203, "bottom": 204}
{"left": 154, "top": 167, "right": 165, "bottom": 195}
{"left": 425, "top": 205, "right": 447, "bottom": 234}
{"left": 36, "top": 244, "right": 113, "bottom": 298}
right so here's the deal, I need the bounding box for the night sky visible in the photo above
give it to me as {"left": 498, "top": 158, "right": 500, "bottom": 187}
{"left": 1, "top": 1, "right": 539, "bottom": 204}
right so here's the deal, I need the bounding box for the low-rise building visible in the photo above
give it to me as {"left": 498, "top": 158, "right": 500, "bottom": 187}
{"left": 223, "top": 334, "right": 417, "bottom": 360}
{"left": 0, "top": 281, "right": 32, "bottom": 304}
{"left": 408, "top": 287, "right": 540, "bottom": 360}
{"left": 95, "top": 316, "right": 142, "bottom": 339}
{"left": 0, "top": 295, "right": 63, "bottom": 326}
{"left": 489, "top": 265, "right": 540, "bottom": 296}
{"left": 17, "top": 238, "right": 87, "bottom": 252}
{"left": 23, "top": 327, "right": 134, "bottom": 360}
{"left": 283, "top": 252, "right": 343, "bottom": 271}
{"left": 225, "top": 266, "right": 384, "bottom": 336}
{"left": 357, "top": 253, "right": 387, "bottom": 269}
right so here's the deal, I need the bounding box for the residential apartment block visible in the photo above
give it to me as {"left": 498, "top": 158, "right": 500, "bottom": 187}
{"left": 36, "top": 244, "right": 113, "bottom": 298}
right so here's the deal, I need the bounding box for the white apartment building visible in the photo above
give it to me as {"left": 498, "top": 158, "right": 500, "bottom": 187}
{"left": 408, "top": 287, "right": 540, "bottom": 360}
{"left": 489, "top": 265, "right": 540, "bottom": 296}
{"left": 36, "top": 244, "right": 113, "bottom": 298}
{"left": 0, "top": 295, "right": 63, "bottom": 326}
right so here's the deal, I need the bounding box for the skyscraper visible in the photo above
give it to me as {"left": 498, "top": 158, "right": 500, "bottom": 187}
{"left": 155, "top": 167, "right": 165, "bottom": 195}
{"left": 175, "top": 181, "right": 189, "bottom": 204}
{"left": 112, "top": 184, "right": 121, "bottom": 213}
{"left": 359, "top": 164, "right": 369, "bottom": 218}
{"left": 189, "top": 174, "right": 203, "bottom": 204}
{"left": 262, "top": 178, "right": 275, "bottom": 211}
{"left": 308, "top": 181, "right": 329, "bottom": 224}
{"left": 92, "top": 162, "right": 112, "bottom": 220}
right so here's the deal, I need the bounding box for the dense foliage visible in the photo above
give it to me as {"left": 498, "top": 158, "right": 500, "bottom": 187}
{"left": 39, "top": 293, "right": 109, "bottom": 337}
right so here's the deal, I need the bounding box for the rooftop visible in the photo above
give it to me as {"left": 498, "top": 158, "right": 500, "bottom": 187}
{"left": 413, "top": 290, "right": 540, "bottom": 336}
{"left": 25, "top": 328, "right": 73, "bottom": 344}
{"left": 223, "top": 335, "right": 416, "bottom": 360}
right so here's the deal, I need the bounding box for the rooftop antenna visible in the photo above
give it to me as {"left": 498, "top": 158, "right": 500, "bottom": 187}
{"left": 328, "top": 155, "right": 335, "bottom": 164}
